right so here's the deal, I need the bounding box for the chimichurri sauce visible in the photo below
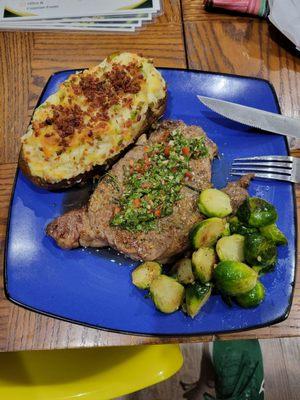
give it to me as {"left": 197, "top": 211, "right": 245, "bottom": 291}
{"left": 111, "top": 128, "right": 208, "bottom": 232}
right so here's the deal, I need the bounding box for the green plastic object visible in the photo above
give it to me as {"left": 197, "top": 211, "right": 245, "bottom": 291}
{"left": 203, "top": 339, "right": 264, "bottom": 400}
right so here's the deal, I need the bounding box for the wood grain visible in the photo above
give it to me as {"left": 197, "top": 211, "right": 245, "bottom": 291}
{"left": 0, "top": 163, "right": 299, "bottom": 351}
{"left": 0, "top": 33, "right": 33, "bottom": 164}
{"left": 0, "top": 0, "right": 186, "bottom": 165}
{"left": 182, "top": 2, "right": 300, "bottom": 120}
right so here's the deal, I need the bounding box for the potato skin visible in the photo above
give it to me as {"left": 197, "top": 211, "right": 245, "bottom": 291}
{"left": 19, "top": 96, "right": 166, "bottom": 191}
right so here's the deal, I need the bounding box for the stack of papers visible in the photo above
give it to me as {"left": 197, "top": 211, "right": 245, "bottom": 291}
{"left": 0, "top": 1, "right": 161, "bottom": 32}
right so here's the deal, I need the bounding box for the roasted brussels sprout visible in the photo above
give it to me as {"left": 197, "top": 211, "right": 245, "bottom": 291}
{"left": 260, "top": 224, "right": 287, "bottom": 246}
{"left": 192, "top": 247, "right": 216, "bottom": 283}
{"left": 229, "top": 216, "right": 258, "bottom": 236}
{"left": 213, "top": 261, "right": 257, "bottom": 296}
{"left": 170, "top": 258, "right": 195, "bottom": 285}
{"left": 190, "top": 218, "right": 226, "bottom": 249}
{"left": 150, "top": 275, "right": 185, "bottom": 314}
{"left": 185, "top": 282, "right": 212, "bottom": 318}
{"left": 244, "top": 233, "right": 277, "bottom": 267}
{"left": 236, "top": 281, "right": 265, "bottom": 308}
{"left": 216, "top": 234, "right": 245, "bottom": 262}
{"left": 132, "top": 261, "right": 162, "bottom": 289}
{"left": 222, "top": 222, "right": 231, "bottom": 237}
{"left": 198, "top": 188, "right": 232, "bottom": 218}
{"left": 252, "top": 264, "right": 275, "bottom": 276}
{"left": 237, "top": 197, "right": 277, "bottom": 228}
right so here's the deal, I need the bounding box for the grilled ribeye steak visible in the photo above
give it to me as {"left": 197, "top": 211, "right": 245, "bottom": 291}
{"left": 47, "top": 120, "right": 251, "bottom": 262}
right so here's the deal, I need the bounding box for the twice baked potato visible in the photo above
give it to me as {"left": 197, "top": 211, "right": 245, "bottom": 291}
{"left": 20, "top": 52, "right": 167, "bottom": 189}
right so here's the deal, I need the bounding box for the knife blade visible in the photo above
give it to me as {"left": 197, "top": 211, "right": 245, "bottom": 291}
{"left": 197, "top": 95, "right": 300, "bottom": 139}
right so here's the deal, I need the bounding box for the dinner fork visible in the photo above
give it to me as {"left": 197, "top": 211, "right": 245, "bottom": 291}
{"left": 231, "top": 156, "right": 300, "bottom": 184}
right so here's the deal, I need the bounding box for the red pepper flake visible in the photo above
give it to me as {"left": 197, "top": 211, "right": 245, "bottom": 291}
{"left": 143, "top": 146, "right": 149, "bottom": 152}
{"left": 185, "top": 171, "right": 193, "bottom": 180}
{"left": 144, "top": 155, "right": 150, "bottom": 165}
{"left": 182, "top": 146, "right": 190, "bottom": 156}
{"left": 141, "top": 182, "right": 150, "bottom": 189}
{"left": 164, "top": 146, "right": 171, "bottom": 157}
{"left": 135, "top": 163, "right": 142, "bottom": 173}
{"left": 129, "top": 159, "right": 134, "bottom": 167}
{"left": 154, "top": 209, "right": 161, "bottom": 217}
{"left": 133, "top": 198, "right": 141, "bottom": 208}
{"left": 114, "top": 206, "right": 121, "bottom": 215}
{"left": 162, "top": 131, "right": 170, "bottom": 141}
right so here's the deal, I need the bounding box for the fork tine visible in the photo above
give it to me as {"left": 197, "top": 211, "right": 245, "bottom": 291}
{"left": 232, "top": 161, "right": 292, "bottom": 168}
{"left": 233, "top": 156, "right": 293, "bottom": 162}
{"left": 231, "top": 172, "right": 293, "bottom": 182}
{"left": 231, "top": 166, "right": 292, "bottom": 174}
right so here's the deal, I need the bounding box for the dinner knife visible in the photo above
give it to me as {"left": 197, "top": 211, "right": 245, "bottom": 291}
{"left": 197, "top": 95, "right": 300, "bottom": 140}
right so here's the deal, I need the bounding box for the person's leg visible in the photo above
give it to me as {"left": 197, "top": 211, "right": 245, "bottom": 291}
{"left": 204, "top": 339, "right": 264, "bottom": 400}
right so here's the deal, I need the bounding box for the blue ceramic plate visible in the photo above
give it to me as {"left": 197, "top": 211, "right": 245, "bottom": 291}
{"left": 5, "top": 69, "right": 296, "bottom": 336}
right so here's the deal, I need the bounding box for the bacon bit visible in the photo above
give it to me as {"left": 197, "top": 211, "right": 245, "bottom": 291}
{"left": 164, "top": 146, "right": 171, "bottom": 157}
{"left": 51, "top": 104, "right": 84, "bottom": 139}
{"left": 182, "top": 146, "right": 190, "bottom": 156}
{"left": 129, "top": 159, "right": 134, "bottom": 167}
{"left": 95, "top": 121, "right": 108, "bottom": 130}
{"left": 122, "top": 97, "right": 133, "bottom": 108}
{"left": 185, "top": 171, "right": 193, "bottom": 180}
{"left": 124, "top": 120, "right": 132, "bottom": 128}
{"left": 106, "top": 62, "right": 144, "bottom": 94}
{"left": 45, "top": 118, "right": 53, "bottom": 125}
{"left": 171, "top": 167, "right": 177, "bottom": 173}
{"left": 133, "top": 198, "right": 141, "bottom": 208}
{"left": 129, "top": 167, "right": 134, "bottom": 175}
{"left": 154, "top": 209, "right": 161, "bottom": 217}
{"left": 109, "top": 148, "right": 115, "bottom": 154}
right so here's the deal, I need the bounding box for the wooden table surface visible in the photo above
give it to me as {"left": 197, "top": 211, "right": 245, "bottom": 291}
{"left": 0, "top": 0, "right": 299, "bottom": 352}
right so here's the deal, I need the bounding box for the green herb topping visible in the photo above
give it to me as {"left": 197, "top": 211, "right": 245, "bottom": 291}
{"left": 111, "top": 128, "right": 208, "bottom": 232}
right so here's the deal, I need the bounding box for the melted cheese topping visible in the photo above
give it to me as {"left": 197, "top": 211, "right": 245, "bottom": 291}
{"left": 21, "top": 52, "right": 166, "bottom": 183}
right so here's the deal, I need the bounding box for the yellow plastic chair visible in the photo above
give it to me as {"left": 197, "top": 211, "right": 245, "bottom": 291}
{"left": 0, "top": 344, "right": 183, "bottom": 399}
